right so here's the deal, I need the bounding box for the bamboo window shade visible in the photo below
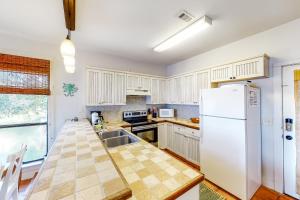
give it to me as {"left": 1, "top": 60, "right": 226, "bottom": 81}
{"left": 0, "top": 53, "right": 50, "bottom": 95}
{"left": 294, "top": 70, "right": 300, "bottom": 193}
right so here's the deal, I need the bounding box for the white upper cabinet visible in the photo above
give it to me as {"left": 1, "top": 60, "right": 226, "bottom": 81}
{"left": 211, "top": 64, "right": 233, "bottom": 83}
{"left": 211, "top": 55, "right": 269, "bottom": 83}
{"left": 183, "top": 73, "right": 195, "bottom": 105}
{"left": 114, "top": 72, "right": 127, "bottom": 105}
{"left": 148, "top": 78, "right": 166, "bottom": 104}
{"left": 174, "top": 76, "right": 184, "bottom": 104}
{"left": 232, "top": 56, "right": 269, "bottom": 80}
{"left": 167, "top": 78, "right": 176, "bottom": 104}
{"left": 87, "top": 70, "right": 100, "bottom": 106}
{"left": 159, "top": 79, "right": 167, "bottom": 104}
{"left": 140, "top": 76, "right": 151, "bottom": 91}
{"left": 100, "top": 71, "right": 114, "bottom": 105}
{"left": 86, "top": 69, "right": 114, "bottom": 105}
{"left": 86, "top": 55, "right": 269, "bottom": 106}
{"left": 127, "top": 74, "right": 140, "bottom": 90}
{"left": 194, "top": 70, "right": 210, "bottom": 104}
{"left": 150, "top": 78, "right": 160, "bottom": 104}
{"left": 126, "top": 73, "right": 151, "bottom": 95}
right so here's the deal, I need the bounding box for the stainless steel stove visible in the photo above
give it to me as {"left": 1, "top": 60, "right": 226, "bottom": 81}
{"left": 123, "top": 110, "right": 158, "bottom": 144}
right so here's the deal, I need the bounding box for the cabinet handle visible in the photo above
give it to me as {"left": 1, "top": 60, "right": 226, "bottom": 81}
{"left": 233, "top": 77, "right": 236, "bottom": 79}
{"left": 229, "top": 77, "right": 232, "bottom": 79}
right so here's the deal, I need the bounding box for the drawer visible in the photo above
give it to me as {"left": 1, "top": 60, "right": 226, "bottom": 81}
{"left": 185, "top": 127, "right": 200, "bottom": 137}
{"left": 173, "top": 124, "right": 185, "bottom": 133}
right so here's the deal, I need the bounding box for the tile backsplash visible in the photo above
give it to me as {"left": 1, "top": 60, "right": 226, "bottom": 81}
{"left": 166, "top": 104, "right": 199, "bottom": 119}
{"left": 86, "top": 96, "right": 199, "bottom": 122}
{"left": 86, "top": 96, "right": 164, "bottom": 122}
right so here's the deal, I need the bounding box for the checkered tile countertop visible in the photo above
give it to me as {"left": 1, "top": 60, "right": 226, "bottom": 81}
{"left": 26, "top": 120, "right": 131, "bottom": 200}
{"left": 108, "top": 137, "right": 204, "bottom": 200}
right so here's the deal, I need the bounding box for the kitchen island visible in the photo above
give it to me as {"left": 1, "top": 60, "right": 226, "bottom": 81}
{"left": 26, "top": 119, "right": 203, "bottom": 200}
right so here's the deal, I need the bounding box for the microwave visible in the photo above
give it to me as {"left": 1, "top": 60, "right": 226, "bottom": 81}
{"left": 159, "top": 109, "right": 174, "bottom": 118}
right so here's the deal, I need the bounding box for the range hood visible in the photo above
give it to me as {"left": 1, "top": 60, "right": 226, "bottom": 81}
{"left": 126, "top": 89, "right": 151, "bottom": 96}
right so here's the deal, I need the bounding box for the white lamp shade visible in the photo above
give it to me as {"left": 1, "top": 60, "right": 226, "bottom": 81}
{"left": 60, "top": 38, "right": 75, "bottom": 57}
{"left": 63, "top": 56, "right": 75, "bottom": 66}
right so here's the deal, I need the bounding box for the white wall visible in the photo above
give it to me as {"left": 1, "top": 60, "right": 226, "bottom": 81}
{"left": 167, "top": 17, "right": 300, "bottom": 191}
{"left": 0, "top": 32, "right": 166, "bottom": 146}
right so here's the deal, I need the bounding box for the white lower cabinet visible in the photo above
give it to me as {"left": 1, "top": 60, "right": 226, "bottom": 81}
{"left": 166, "top": 123, "right": 173, "bottom": 149}
{"left": 158, "top": 123, "right": 167, "bottom": 149}
{"left": 186, "top": 135, "right": 200, "bottom": 164}
{"left": 160, "top": 123, "right": 200, "bottom": 165}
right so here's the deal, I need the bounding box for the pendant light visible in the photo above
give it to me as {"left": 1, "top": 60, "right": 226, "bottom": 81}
{"left": 60, "top": 30, "right": 76, "bottom": 73}
{"left": 60, "top": 31, "right": 75, "bottom": 57}
{"left": 61, "top": 0, "right": 76, "bottom": 74}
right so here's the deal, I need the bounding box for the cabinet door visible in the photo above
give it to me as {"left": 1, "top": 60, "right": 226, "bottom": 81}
{"left": 99, "top": 71, "right": 114, "bottom": 105}
{"left": 166, "top": 123, "right": 173, "bottom": 149}
{"left": 151, "top": 78, "right": 160, "bottom": 104}
{"left": 158, "top": 123, "right": 167, "bottom": 149}
{"left": 183, "top": 73, "right": 195, "bottom": 105}
{"left": 173, "top": 131, "right": 186, "bottom": 156}
{"left": 114, "top": 72, "right": 127, "bottom": 105}
{"left": 233, "top": 56, "right": 268, "bottom": 80}
{"left": 174, "top": 77, "right": 184, "bottom": 104}
{"left": 173, "top": 125, "right": 186, "bottom": 156}
{"left": 127, "top": 74, "right": 140, "bottom": 90}
{"left": 211, "top": 64, "right": 233, "bottom": 83}
{"left": 166, "top": 79, "right": 170, "bottom": 104}
{"left": 194, "top": 70, "right": 210, "bottom": 104}
{"left": 86, "top": 70, "right": 101, "bottom": 105}
{"left": 159, "top": 79, "right": 167, "bottom": 104}
{"left": 186, "top": 136, "right": 200, "bottom": 164}
{"left": 168, "top": 78, "right": 176, "bottom": 104}
{"left": 140, "top": 76, "right": 151, "bottom": 91}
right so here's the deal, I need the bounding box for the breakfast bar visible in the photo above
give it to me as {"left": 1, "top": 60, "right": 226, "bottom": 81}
{"left": 26, "top": 120, "right": 204, "bottom": 200}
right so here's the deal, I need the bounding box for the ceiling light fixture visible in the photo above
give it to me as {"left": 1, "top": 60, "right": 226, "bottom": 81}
{"left": 60, "top": 31, "right": 75, "bottom": 57}
{"left": 60, "top": 30, "right": 76, "bottom": 73}
{"left": 153, "top": 15, "right": 212, "bottom": 52}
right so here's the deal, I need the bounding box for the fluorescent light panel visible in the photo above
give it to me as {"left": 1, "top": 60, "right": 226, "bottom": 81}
{"left": 154, "top": 15, "right": 212, "bottom": 52}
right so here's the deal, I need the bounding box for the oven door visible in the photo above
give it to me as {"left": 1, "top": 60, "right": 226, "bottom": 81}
{"left": 131, "top": 124, "right": 158, "bottom": 144}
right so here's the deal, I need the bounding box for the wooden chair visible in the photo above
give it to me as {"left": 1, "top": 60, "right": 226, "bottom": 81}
{"left": 0, "top": 144, "right": 27, "bottom": 200}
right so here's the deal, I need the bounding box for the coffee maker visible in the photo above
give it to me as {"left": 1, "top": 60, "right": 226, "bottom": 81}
{"left": 91, "top": 111, "right": 104, "bottom": 125}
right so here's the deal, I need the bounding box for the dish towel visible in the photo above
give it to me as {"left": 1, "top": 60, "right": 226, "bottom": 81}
{"left": 294, "top": 70, "right": 300, "bottom": 194}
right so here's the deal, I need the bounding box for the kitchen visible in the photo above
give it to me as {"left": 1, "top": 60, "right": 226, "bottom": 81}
{"left": 0, "top": 0, "right": 300, "bottom": 200}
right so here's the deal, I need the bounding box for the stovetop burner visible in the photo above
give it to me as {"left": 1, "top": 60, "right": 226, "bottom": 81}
{"left": 126, "top": 119, "right": 157, "bottom": 126}
{"left": 123, "top": 110, "right": 157, "bottom": 127}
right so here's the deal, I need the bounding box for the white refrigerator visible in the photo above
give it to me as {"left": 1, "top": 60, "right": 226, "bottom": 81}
{"left": 199, "top": 84, "right": 261, "bottom": 200}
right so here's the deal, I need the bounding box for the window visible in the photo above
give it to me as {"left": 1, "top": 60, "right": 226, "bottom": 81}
{"left": 0, "top": 94, "right": 48, "bottom": 163}
{"left": 0, "top": 53, "right": 50, "bottom": 163}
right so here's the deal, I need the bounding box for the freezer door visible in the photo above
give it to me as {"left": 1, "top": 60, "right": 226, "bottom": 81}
{"left": 200, "top": 85, "right": 246, "bottom": 119}
{"left": 200, "top": 116, "right": 247, "bottom": 199}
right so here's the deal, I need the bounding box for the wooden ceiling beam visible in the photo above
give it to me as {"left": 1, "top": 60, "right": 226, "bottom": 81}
{"left": 63, "top": 0, "right": 76, "bottom": 31}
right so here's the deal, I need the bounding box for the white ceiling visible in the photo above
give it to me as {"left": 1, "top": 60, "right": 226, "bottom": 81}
{"left": 1, "top": 0, "right": 300, "bottom": 65}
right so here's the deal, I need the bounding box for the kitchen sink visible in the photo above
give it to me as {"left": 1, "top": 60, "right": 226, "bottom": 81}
{"left": 99, "top": 129, "right": 129, "bottom": 140}
{"left": 103, "top": 135, "right": 139, "bottom": 148}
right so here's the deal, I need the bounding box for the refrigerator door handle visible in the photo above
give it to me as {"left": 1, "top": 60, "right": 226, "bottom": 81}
{"left": 199, "top": 94, "right": 204, "bottom": 143}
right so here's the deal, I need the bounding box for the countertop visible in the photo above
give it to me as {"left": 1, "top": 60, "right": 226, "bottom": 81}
{"left": 27, "top": 119, "right": 203, "bottom": 200}
{"left": 26, "top": 120, "right": 131, "bottom": 200}
{"left": 104, "top": 118, "right": 199, "bottom": 130}
{"left": 108, "top": 137, "right": 203, "bottom": 199}
{"left": 151, "top": 118, "right": 199, "bottom": 130}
